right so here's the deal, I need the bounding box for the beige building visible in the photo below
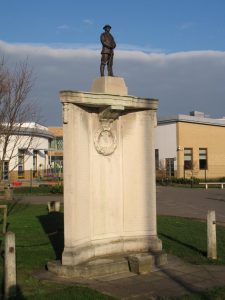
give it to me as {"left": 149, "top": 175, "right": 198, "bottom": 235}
{"left": 0, "top": 123, "right": 54, "bottom": 182}
{"left": 48, "top": 127, "right": 63, "bottom": 165}
{"left": 47, "top": 127, "right": 63, "bottom": 179}
{"left": 156, "top": 111, "right": 225, "bottom": 179}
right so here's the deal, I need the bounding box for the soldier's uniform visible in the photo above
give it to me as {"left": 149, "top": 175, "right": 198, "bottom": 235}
{"left": 100, "top": 25, "right": 116, "bottom": 76}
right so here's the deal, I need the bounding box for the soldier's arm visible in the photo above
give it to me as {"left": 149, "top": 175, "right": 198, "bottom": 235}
{"left": 101, "top": 33, "right": 113, "bottom": 49}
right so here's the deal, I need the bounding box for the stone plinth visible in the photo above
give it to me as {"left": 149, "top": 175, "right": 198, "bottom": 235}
{"left": 91, "top": 76, "right": 128, "bottom": 95}
{"left": 54, "top": 77, "right": 163, "bottom": 276}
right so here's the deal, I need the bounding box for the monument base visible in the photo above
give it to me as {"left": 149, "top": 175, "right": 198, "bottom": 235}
{"left": 62, "top": 236, "right": 163, "bottom": 266}
{"left": 48, "top": 251, "right": 167, "bottom": 279}
{"left": 91, "top": 76, "right": 128, "bottom": 95}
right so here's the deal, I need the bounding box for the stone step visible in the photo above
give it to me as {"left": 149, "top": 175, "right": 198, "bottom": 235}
{"left": 127, "top": 251, "right": 167, "bottom": 274}
{"left": 48, "top": 251, "right": 167, "bottom": 279}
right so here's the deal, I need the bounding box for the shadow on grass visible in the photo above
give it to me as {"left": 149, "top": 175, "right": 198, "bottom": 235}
{"left": 159, "top": 232, "right": 207, "bottom": 257}
{"left": 6, "top": 285, "right": 27, "bottom": 300}
{"left": 37, "top": 212, "right": 64, "bottom": 260}
{"left": 159, "top": 266, "right": 216, "bottom": 300}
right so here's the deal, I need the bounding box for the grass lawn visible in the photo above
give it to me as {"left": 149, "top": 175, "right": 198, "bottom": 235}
{"left": 0, "top": 202, "right": 114, "bottom": 299}
{"left": 158, "top": 216, "right": 225, "bottom": 299}
{"left": 1, "top": 203, "right": 225, "bottom": 299}
{"left": 158, "top": 215, "right": 225, "bottom": 265}
{"left": 164, "top": 286, "right": 225, "bottom": 300}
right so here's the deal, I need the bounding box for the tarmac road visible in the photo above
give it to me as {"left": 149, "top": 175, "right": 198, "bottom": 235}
{"left": 13, "top": 186, "right": 225, "bottom": 223}
{"left": 157, "top": 186, "right": 225, "bottom": 223}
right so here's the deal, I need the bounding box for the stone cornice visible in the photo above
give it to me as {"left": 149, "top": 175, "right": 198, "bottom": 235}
{"left": 60, "top": 90, "right": 159, "bottom": 111}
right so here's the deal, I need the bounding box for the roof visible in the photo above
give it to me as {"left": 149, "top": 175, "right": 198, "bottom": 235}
{"left": 48, "top": 127, "right": 63, "bottom": 137}
{"left": 0, "top": 122, "right": 54, "bottom": 139}
{"left": 158, "top": 114, "right": 225, "bottom": 127}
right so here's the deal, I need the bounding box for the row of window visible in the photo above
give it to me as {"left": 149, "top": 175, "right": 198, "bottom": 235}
{"left": 17, "top": 149, "right": 62, "bottom": 178}
{"left": 18, "top": 149, "right": 40, "bottom": 178}
{"left": 155, "top": 148, "right": 208, "bottom": 172}
{"left": 184, "top": 148, "right": 207, "bottom": 170}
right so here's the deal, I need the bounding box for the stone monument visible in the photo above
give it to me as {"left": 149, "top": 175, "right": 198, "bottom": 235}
{"left": 48, "top": 27, "right": 166, "bottom": 278}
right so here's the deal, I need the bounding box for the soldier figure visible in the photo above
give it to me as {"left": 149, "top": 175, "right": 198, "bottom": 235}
{"left": 100, "top": 25, "right": 116, "bottom": 77}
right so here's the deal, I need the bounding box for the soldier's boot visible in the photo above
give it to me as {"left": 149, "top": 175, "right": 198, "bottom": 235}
{"left": 107, "top": 64, "right": 114, "bottom": 76}
{"left": 100, "top": 64, "right": 105, "bottom": 76}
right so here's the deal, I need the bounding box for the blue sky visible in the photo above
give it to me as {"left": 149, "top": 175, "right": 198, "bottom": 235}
{"left": 1, "top": 0, "right": 225, "bottom": 51}
{"left": 1, "top": 0, "right": 225, "bottom": 125}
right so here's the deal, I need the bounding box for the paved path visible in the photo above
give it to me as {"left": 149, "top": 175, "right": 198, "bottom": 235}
{"left": 38, "top": 255, "right": 225, "bottom": 300}
{"left": 89, "top": 255, "right": 225, "bottom": 299}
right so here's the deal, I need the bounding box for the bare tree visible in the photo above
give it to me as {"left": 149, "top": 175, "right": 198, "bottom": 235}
{"left": 0, "top": 57, "right": 40, "bottom": 182}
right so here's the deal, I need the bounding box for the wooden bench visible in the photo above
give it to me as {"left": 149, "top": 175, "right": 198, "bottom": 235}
{"left": 199, "top": 182, "right": 225, "bottom": 189}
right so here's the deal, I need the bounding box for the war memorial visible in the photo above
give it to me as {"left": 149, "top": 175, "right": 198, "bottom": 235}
{"left": 48, "top": 25, "right": 167, "bottom": 278}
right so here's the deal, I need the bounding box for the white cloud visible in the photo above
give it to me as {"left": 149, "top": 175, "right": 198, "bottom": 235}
{"left": 56, "top": 24, "right": 72, "bottom": 34}
{"left": 117, "top": 43, "right": 164, "bottom": 53}
{"left": 82, "top": 19, "right": 93, "bottom": 26}
{"left": 57, "top": 24, "right": 70, "bottom": 31}
{"left": 0, "top": 40, "right": 225, "bottom": 126}
{"left": 179, "top": 22, "right": 195, "bottom": 30}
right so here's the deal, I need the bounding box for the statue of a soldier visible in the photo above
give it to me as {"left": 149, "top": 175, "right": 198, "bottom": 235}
{"left": 100, "top": 25, "right": 116, "bottom": 77}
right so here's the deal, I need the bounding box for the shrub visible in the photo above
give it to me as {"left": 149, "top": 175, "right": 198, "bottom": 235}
{"left": 50, "top": 184, "right": 63, "bottom": 194}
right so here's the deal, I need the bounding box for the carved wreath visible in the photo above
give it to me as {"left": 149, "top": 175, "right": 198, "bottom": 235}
{"left": 94, "top": 128, "right": 117, "bottom": 156}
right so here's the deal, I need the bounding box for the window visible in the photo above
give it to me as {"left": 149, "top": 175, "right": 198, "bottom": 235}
{"left": 56, "top": 137, "right": 63, "bottom": 150}
{"left": 33, "top": 150, "right": 38, "bottom": 177}
{"left": 166, "top": 158, "right": 175, "bottom": 177}
{"left": 199, "top": 148, "right": 207, "bottom": 170}
{"left": 49, "top": 137, "right": 63, "bottom": 150}
{"left": 184, "top": 148, "right": 192, "bottom": 170}
{"left": 18, "top": 149, "right": 25, "bottom": 178}
{"left": 3, "top": 161, "right": 9, "bottom": 181}
{"left": 155, "top": 149, "right": 159, "bottom": 170}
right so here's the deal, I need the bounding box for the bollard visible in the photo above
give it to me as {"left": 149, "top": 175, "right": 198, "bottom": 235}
{"left": 207, "top": 210, "right": 217, "bottom": 260}
{"left": 4, "top": 231, "right": 17, "bottom": 299}
{"left": 4, "top": 186, "right": 13, "bottom": 201}
{"left": 0, "top": 205, "right": 7, "bottom": 234}
{"left": 47, "top": 201, "right": 61, "bottom": 213}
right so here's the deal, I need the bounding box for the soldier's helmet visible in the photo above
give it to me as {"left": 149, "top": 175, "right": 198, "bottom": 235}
{"left": 103, "top": 24, "right": 111, "bottom": 30}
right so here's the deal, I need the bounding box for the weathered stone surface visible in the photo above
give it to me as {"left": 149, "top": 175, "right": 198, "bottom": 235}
{"left": 48, "top": 256, "right": 130, "bottom": 279}
{"left": 127, "top": 251, "right": 167, "bottom": 274}
{"left": 56, "top": 77, "right": 163, "bottom": 272}
{"left": 128, "top": 253, "right": 154, "bottom": 274}
{"left": 48, "top": 250, "right": 167, "bottom": 279}
{"left": 154, "top": 251, "right": 168, "bottom": 266}
{"left": 91, "top": 76, "right": 128, "bottom": 95}
{"left": 4, "top": 232, "right": 16, "bottom": 298}
{"left": 207, "top": 210, "right": 217, "bottom": 259}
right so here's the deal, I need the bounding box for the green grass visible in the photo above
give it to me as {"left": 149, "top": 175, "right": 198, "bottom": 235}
{"left": 1, "top": 204, "right": 225, "bottom": 299}
{"left": 158, "top": 216, "right": 225, "bottom": 299}
{"left": 158, "top": 215, "right": 225, "bottom": 265}
{"left": 164, "top": 286, "right": 225, "bottom": 300}
{"left": 0, "top": 202, "right": 114, "bottom": 299}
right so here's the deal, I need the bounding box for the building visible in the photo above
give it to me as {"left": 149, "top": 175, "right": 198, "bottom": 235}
{"left": 48, "top": 127, "right": 63, "bottom": 178}
{"left": 155, "top": 111, "right": 225, "bottom": 179}
{"left": 0, "top": 122, "right": 54, "bottom": 182}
